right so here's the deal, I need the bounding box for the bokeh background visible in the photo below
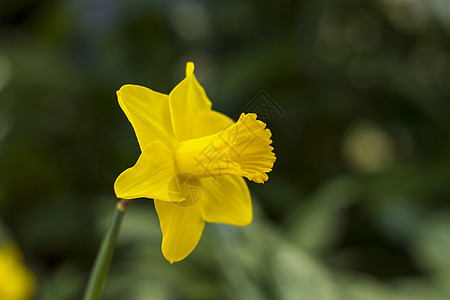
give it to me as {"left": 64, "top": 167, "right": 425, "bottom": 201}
{"left": 1, "top": 0, "right": 450, "bottom": 299}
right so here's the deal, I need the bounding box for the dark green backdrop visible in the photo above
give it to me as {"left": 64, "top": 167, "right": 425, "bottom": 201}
{"left": 1, "top": 0, "right": 450, "bottom": 299}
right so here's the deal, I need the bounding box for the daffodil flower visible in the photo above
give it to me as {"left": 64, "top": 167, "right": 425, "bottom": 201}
{"left": 0, "top": 243, "right": 35, "bottom": 300}
{"left": 115, "top": 62, "right": 276, "bottom": 263}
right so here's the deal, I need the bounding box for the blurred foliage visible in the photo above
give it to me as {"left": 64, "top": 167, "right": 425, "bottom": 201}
{"left": 1, "top": 0, "right": 450, "bottom": 299}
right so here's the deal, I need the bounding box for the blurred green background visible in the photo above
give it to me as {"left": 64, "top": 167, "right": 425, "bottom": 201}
{"left": 1, "top": 0, "right": 450, "bottom": 299}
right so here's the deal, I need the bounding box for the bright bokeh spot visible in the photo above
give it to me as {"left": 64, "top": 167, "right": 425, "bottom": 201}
{"left": 342, "top": 122, "right": 396, "bottom": 173}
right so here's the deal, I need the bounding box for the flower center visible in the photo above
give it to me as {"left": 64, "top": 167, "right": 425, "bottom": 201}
{"left": 167, "top": 173, "right": 202, "bottom": 207}
{"left": 174, "top": 113, "right": 276, "bottom": 183}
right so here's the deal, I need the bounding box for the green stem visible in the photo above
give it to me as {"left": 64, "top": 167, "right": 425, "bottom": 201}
{"left": 83, "top": 199, "right": 131, "bottom": 300}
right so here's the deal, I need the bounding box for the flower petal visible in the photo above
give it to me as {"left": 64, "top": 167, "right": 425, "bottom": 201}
{"left": 199, "top": 175, "right": 252, "bottom": 226}
{"left": 114, "top": 141, "right": 177, "bottom": 201}
{"left": 169, "top": 62, "right": 213, "bottom": 140}
{"left": 154, "top": 200, "right": 205, "bottom": 263}
{"left": 117, "top": 84, "right": 178, "bottom": 151}
{"left": 201, "top": 110, "right": 235, "bottom": 136}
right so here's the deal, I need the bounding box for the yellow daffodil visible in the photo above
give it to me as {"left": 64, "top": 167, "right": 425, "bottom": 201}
{"left": 0, "top": 243, "right": 36, "bottom": 300}
{"left": 115, "top": 62, "right": 276, "bottom": 263}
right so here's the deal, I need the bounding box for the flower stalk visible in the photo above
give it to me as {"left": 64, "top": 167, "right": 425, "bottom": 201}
{"left": 82, "top": 199, "right": 130, "bottom": 300}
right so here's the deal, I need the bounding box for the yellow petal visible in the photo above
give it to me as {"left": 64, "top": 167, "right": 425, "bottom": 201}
{"left": 168, "top": 62, "right": 213, "bottom": 140}
{"left": 199, "top": 175, "right": 252, "bottom": 226}
{"left": 201, "top": 110, "right": 235, "bottom": 136}
{"left": 114, "top": 141, "right": 177, "bottom": 201}
{"left": 154, "top": 200, "right": 205, "bottom": 263}
{"left": 117, "top": 84, "right": 178, "bottom": 151}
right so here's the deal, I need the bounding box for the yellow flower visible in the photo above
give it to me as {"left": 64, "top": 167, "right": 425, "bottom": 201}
{"left": 0, "top": 244, "right": 36, "bottom": 300}
{"left": 115, "top": 62, "right": 276, "bottom": 263}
